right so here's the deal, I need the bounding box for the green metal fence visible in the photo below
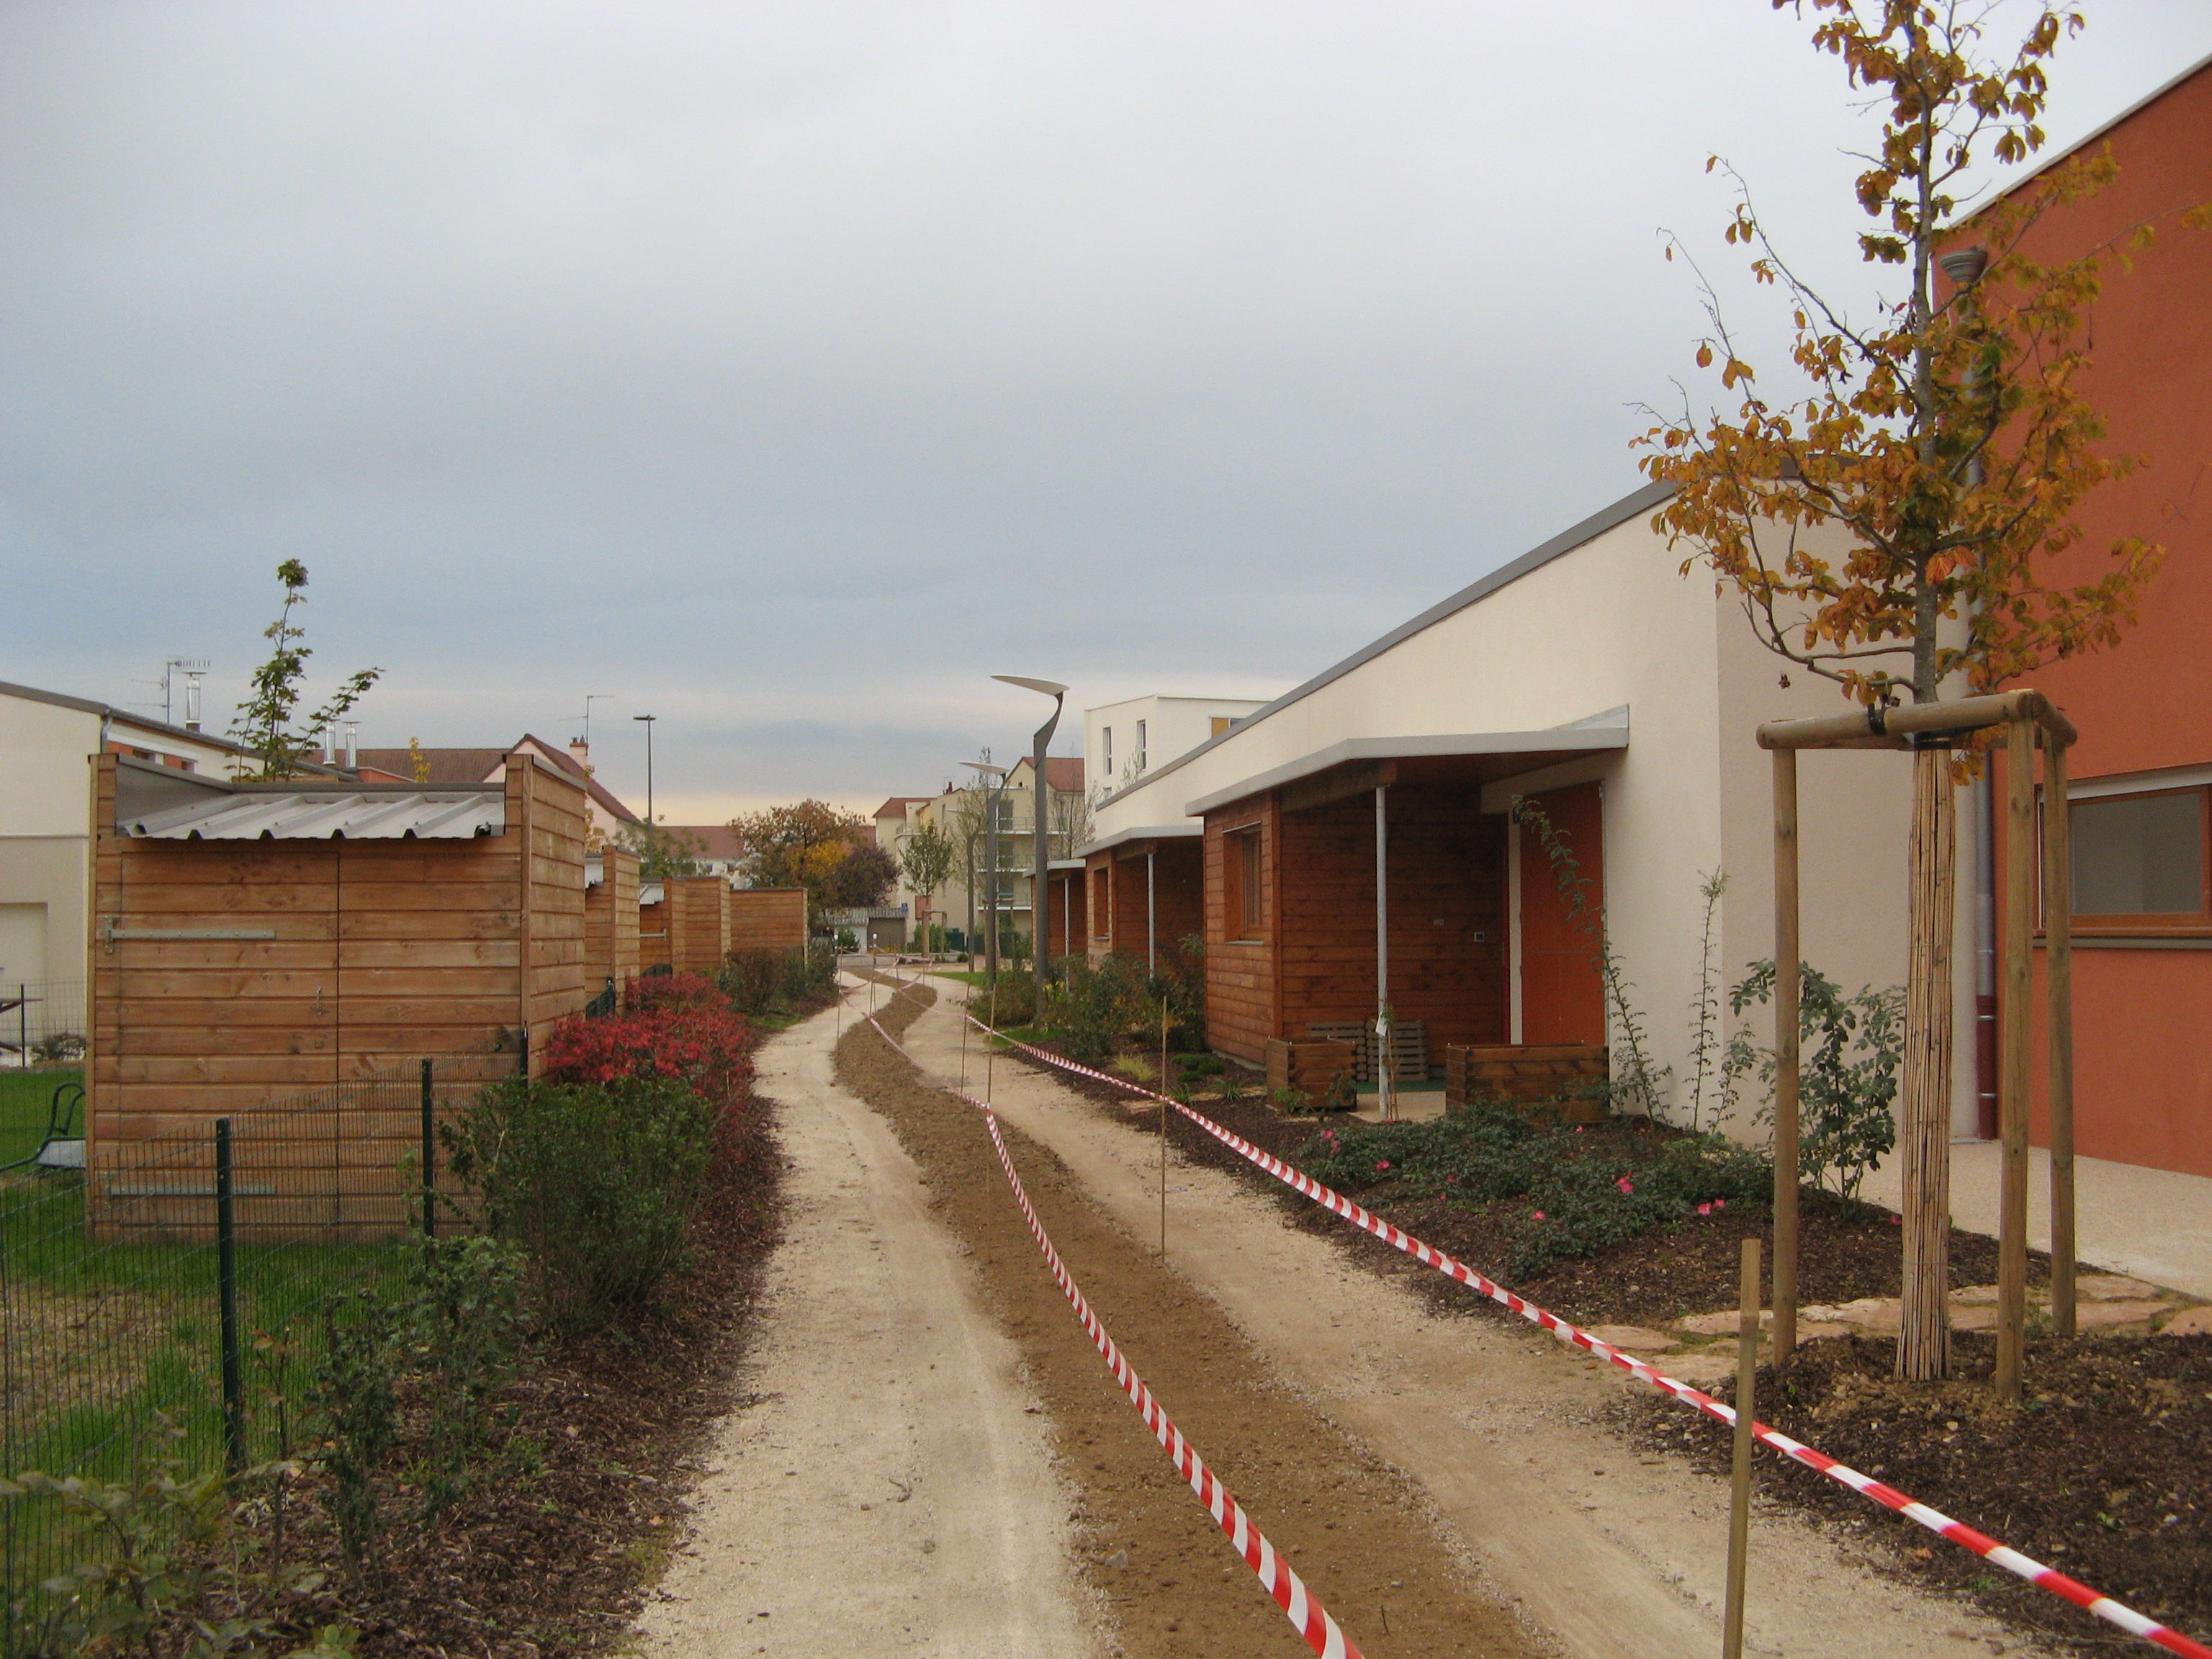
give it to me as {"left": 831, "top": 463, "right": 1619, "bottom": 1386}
{"left": 0, "top": 1054, "right": 500, "bottom": 1651}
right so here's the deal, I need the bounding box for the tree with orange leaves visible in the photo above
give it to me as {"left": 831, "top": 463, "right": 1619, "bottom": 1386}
{"left": 1637, "top": 1, "right": 2203, "bottom": 1380}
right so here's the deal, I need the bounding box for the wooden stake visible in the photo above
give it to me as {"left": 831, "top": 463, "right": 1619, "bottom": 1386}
{"left": 1722, "top": 1236, "right": 1760, "bottom": 1659}
{"left": 1770, "top": 750, "right": 1799, "bottom": 1362}
{"left": 2044, "top": 738, "right": 2077, "bottom": 1339}
{"left": 1997, "top": 718, "right": 2036, "bottom": 1400}
{"left": 1897, "top": 746, "right": 1958, "bottom": 1382}
{"left": 1160, "top": 996, "right": 1170, "bottom": 1257}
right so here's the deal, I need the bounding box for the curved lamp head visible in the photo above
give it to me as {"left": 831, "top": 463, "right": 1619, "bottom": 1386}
{"left": 962, "top": 761, "right": 1010, "bottom": 779}
{"left": 992, "top": 675, "right": 1069, "bottom": 700}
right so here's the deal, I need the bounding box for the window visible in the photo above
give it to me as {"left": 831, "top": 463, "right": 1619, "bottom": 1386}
{"left": 2067, "top": 786, "right": 2209, "bottom": 925}
{"left": 1134, "top": 720, "right": 1147, "bottom": 773}
{"left": 1231, "top": 827, "right": 1263, "bottom": 940}
{"left": 1102, "top": 727, "right": 1112, "bottom": 778}
{"left": 1210, "top": 716, "right": 1233, "bottom": 737}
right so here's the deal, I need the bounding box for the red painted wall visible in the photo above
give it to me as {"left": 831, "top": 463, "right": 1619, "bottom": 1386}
{"left": 1516, "top": 783, "right": 1606, "bottom": 1046}
{"left": 1986, "top": 64, "right": 2212, "bottom": 1177}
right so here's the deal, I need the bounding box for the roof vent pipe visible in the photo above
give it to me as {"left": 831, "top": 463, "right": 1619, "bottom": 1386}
{"left": 343, "top": 721, "right": 358, "bottom": 771}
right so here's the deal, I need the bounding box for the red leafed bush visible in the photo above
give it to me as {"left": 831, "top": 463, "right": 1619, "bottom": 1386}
{"left": 541, "top": 981, "right": 753, "bottom": 1107}
{"left": 625, "top": 971, "right": 729, "bottom": 1014}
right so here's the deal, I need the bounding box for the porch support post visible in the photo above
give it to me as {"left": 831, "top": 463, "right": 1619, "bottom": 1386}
{"left": 1146, "top": 849, "right": 1156, "bottom": 974}
{"left": 1375, "top": 784, "right": 1392, "bottom": 1122}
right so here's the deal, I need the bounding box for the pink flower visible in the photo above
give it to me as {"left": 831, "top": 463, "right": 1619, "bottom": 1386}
{"left": 1889, "top": 1214, "right": 1902, "bottom": 1226}
{"left": 1375, "top": 1159, "right": 1392, "bottom": 1172}
{"left": 1696, "top": 1202, "right": 1713, "bottom": 1216}
{"left": 1532, "top": 1210, "right": 1546, "bottom": 1222}
{"left": 1714, "top": 1200, "right": 1725, "bottom": 1210}
{"left": 1616, "top": 1175, "right": 1635, "bottom": 1195}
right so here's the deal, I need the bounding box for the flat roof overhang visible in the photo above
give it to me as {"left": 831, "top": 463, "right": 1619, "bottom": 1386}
{"left": 1184, "top": 725, "right": 1629, "bottom": 818}
{"left": 1072, "top": 823, "right": 1204, "bottom": 860}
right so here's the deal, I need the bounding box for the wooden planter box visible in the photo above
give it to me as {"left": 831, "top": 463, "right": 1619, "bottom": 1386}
{"left": 1264, "top": 1038, "right": 1356, "bottom": 1100}
{"left": 1444, "top": 1043, "right": 1609, "bottom": 1121}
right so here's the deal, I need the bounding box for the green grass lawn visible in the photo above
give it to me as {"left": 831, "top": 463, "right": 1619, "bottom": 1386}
{"left": 929, "top": 968, "right": 989, "bottom": 986}
{"left": 1, "top": 1066, "right": 81, "bottom": 1169}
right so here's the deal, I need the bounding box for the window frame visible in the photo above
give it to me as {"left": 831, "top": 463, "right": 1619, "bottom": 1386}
{"left": 1226, "top": 824, "right": 1264, "bottom": 943}
{"left": 2044, "top": 780, "right": 2212, "bottom": 935}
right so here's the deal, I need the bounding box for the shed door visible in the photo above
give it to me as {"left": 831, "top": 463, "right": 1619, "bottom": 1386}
{"left": 1516, "top": 783, "right": 1606, "bottom": 1046}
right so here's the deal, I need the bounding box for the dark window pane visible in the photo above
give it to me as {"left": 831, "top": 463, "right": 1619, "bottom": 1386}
{"left": 2070, "top": 791, "right": 2203, "bottom": 915}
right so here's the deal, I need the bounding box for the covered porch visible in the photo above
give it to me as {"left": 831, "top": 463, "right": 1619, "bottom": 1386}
{"left": 1082, "top": 824, "right": 1202, "bottom": 972}
{"left": 1190, "top": 727, "right": 1627, "bottom": 1103}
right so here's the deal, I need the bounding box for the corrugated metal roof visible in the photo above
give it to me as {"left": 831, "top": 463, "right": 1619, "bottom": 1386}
{"left": 124, "top": 790, "right": 504, "bottom": 840}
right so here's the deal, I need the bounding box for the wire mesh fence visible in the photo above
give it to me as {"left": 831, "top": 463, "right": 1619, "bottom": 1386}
{"left": 0, "top": 981, "right": 86, "bottom": 1070}
{"left": 0, "top": 1048, "right": 512, "bottom": 1650}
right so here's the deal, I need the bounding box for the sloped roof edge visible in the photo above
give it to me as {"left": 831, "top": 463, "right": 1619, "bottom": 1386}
{"left": 1102, "top": 477, "right": 1671, "bottom": 814}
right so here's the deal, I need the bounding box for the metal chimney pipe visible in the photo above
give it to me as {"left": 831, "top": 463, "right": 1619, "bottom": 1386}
{"left": 343, "top": 721, "right": 358, "bottom": 771}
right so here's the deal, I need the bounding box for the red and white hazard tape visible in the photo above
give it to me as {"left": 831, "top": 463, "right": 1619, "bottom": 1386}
{"left": 968, "top": 1012, "right": 2212, "bottom": 1659}
{"left": 862, "top": 1006, "right": 1362, "bottom": 1659}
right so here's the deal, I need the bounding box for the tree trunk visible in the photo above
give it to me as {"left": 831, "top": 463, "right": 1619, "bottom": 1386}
{"left": 1896, "top": 745, "right": 1956, "bottom": 1381}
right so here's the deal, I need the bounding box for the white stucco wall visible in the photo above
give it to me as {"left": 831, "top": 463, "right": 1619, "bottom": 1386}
{"left": 1090, "top": 500, "right": 1956, "bottom": 1142}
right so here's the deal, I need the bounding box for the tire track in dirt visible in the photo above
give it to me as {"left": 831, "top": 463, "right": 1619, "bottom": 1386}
{"left": 840, "top": 979, "right": 1542, "bottom": 1659}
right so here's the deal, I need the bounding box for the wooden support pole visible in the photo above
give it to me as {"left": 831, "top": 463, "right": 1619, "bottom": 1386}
{"left": 1770, "top": 750, "right": 1799, "bottom": 1361}
{"left": 1996, "top": 718, "right": 2036, "bottom": 1400}
{"left": 1160, "top": 996, "right": 1170, "bottom": 1256}
{"left": 1722, "top": 1236, "right": 1760, "bottom": 1659}
{"left": 1375, "top": 783, "right": 1393, "bottom": 1123}
{"left": 1897, "top": 746, "right": 1957, "bottom": 1381}
{"left": 2045, "top": 737, "right": 2077, "bottom": 1339}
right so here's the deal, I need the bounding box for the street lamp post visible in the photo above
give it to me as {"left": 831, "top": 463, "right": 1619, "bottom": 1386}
{"left": 992, "top": 676, "right": 1069, "bottom": 1006}
{"left": 963, "top": 761, "right": 1010, "bottom": 984}
{"left": 633, "top": 715, "right": 657, "bottom": 836}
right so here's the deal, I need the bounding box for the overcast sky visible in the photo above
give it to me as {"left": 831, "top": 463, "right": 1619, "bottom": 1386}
{"left": 6, "top": 2, "right": 2208, "bottom": 822}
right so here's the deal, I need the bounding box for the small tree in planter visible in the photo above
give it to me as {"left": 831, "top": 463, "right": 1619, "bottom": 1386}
{"left": 1639, "top": 2, "right": 2197, "bottom": 1378}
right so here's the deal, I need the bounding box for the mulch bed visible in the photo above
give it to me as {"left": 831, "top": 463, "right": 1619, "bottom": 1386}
{"left": 1004, "top": 1034, "right": 2212, "bottom": 1651}
{"left": 1628, "top": 1333, "right": 2212, "bottom": 1648}
{"left": 280, "top": 998, "right": 819, "bottom": 1659}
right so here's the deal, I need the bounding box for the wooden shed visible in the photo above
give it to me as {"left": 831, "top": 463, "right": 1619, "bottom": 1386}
{"left": 86, "top": 751, "right": 589, "bottom": 1231}
{"left": 585, "top": 847, "right": 641, "bottom": 1003}
{"left": 730, "top": 888, "right": 807, "bottom": 953}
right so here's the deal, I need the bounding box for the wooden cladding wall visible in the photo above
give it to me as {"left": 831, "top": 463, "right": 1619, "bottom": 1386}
{"left": 585, "top": 848, "right": 642, "bottom": 1003}
{"left": 516, "top": 753, "right": 589, "bottom": 1045}
{"left": 638, "top": 896, "right": 670, "bottom": 969}
{"left": 665, "top": 876, "right": 730, "bottom": 973}
{"left": 1085, "top": 853, "right": 1114, "bottom": 956}
{"left": 86, "top": 752, "right": 591, "bottom": 1231}
{"left": 1044, "top": 870, "right": 1080, "bottom": 959}
{"left": 1202, "top": 794, "right": 1281, "bottom": 1064}
{"left": 730, "top": 888, "right": 806, "bottom": 953}
{"left": 1277, "top": 786, "right": 1506, "bottom": 1056}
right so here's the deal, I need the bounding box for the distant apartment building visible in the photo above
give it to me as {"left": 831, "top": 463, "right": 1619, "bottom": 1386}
{"left": 1088, "top": 695, "right": 1270, "bottom": 806}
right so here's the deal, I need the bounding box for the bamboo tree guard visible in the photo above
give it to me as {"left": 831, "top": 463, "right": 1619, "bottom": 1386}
{"left": 1758, "top": 691, "right": 2075, "bottom": 1399}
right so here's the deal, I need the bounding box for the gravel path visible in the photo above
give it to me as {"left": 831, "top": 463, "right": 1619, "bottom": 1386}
{"left": 637, "top": 989, "right": 1099, "bottom": 1659}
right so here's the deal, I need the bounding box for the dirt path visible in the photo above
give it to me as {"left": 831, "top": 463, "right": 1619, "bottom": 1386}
{"left": 838, "top": 979, "right": 1542, "bottom": 1659}
{"left": 637, "top": 989, "right": 1100, "bottom": 1659}
{"left": 896, "top": 981, "right": 2028, "bottom": 1659}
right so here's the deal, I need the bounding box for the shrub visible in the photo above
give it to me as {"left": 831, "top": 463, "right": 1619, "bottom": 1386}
{"left": 980, "top": 971, "right": 1038, "bottom": 1028}
{"left": 445, "top": 1074, "right": 721, "bottom": 1331}
{"left": 544, "top": 989, "right": 752, "bottom": 1107}
{"left": 1295, "top": 1106, "right": 1774, "bottom": 1279}
{"left": 1271, "top": 1085, "right": 1314, "bottom": 1115}
{"left": 716, "top": 945, "right": 835, "bottom": 1015}
{"left": 1108, "top": 1055, "right": 1159, "bottom": 1087}
{"left": 1725, "top": 960, "right": 1903, "bottom": 1199}
{"left": 402, "top": 1236, "right": 529, "bottom": 1515}
{"left": 1059, "top": 953, "right": 1153, "bottom": 1066}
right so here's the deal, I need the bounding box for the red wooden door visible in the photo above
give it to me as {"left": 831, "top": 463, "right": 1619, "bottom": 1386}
{"left": 1517, "top": 782, "right": 1606, "bottom": 1045}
